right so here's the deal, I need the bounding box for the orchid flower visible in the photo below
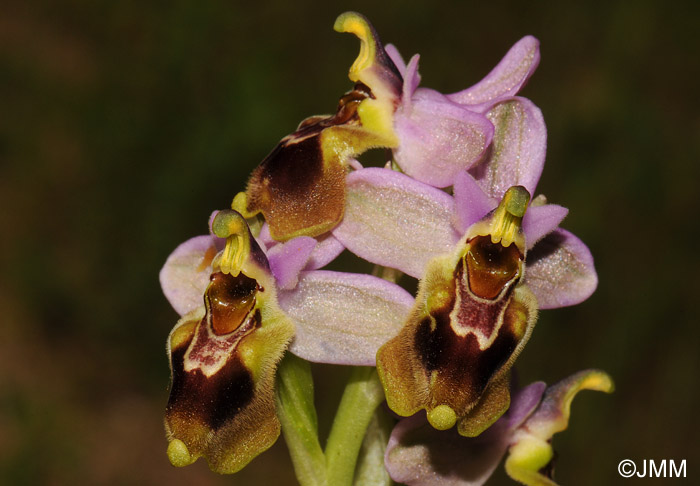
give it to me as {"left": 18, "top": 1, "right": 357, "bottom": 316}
{"left": 385, "top": 369, "right": 614, "bottom": 486}
{"left": 332, "top": 149, "right": 596, "bottom": 434}
{"left": 376, "top": 185, "right": 540, "bottom": 437}
{"left": 162, "top": 210, "right": 295, "bottom": 473}
{"left": 160, "top": 210, "right": 414, "bottom": 472}
{"left": 233, "top": 12, "right": 403, "bottom": 241}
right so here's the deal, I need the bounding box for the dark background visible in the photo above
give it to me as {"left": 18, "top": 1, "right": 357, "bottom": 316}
{"left": 1, "top": 1, "right": 698, "bottom": 484}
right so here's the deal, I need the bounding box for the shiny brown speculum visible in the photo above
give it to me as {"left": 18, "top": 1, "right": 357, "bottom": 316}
{"left": 465, "top": 235, "right": 523, "bottom": 300}
{"left": 207, "top": 272, "right": 258, "bottom": 336}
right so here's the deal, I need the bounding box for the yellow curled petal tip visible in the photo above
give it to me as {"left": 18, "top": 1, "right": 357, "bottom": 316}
{"left": 334, "top": 12, "right": 376, "bottom": 83}
{"left": 231, "top": 191, "right": 256, "bottom": 218}
{"left": 572, "top": 369, "right": 615, "bottom": 395}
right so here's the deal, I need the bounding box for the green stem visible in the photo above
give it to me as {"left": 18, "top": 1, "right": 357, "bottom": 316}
{"left": 353, "top": 408, "right": 396, "bottom": 486}
{"left": 275, "top": 354, "right": 326, "bottom": 486}
{"left": 325, "top": 367, "right": 385, "bottom": 486}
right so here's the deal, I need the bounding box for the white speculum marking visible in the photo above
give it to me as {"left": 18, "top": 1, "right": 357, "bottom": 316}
{"left": 447, "top": 262, "right": 520, "bottom": 351}
{"left": 183, "top": 311, "right": 256, "bottom": 378}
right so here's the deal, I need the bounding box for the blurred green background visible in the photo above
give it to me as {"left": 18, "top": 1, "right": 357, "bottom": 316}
{"left": 1, "top": 0, "right": 698, "bottom": 484}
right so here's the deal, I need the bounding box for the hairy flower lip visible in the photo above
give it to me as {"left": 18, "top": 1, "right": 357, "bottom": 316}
{"left": 164, "top": 212, "right": 294, "bottom": 474}
{"left": 375, "top": 188, "right": 539, "bottom": 439}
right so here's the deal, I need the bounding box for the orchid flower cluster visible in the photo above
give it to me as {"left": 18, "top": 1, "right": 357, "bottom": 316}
{"left": 159, "top": 12, "right": 612, "bottom": 486}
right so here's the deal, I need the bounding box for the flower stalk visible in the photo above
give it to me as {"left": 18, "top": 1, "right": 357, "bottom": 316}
{"left": 325, "top": 367, "right": 386, "bottom": 486}
{"left": 276, "top": 356, "right": 388, "bottom": 486}
{"left": 275, "top": 354, "right": 326, "bottom": 486}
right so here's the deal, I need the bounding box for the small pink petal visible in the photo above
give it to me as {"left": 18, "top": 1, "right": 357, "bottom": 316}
{"left": 505, "top": 382, "right": 546, "bottom": 430}
{"left": 305, "top": 232, "right": 345, "bottom": 270}
{"left": 402, "top": 54, "right": 422, "bottom": 108}
{"left": 453, "top": 170, "right": 496, "bottom": 233}
{"left": 385, "top": 43, "right": 407, "bottom": 76}
{"left": 266, "top": 236, "right": 317, "bottom": 290}
{"left": 258, "top": 222, "right": 275, "bottom": 249}
{"left": 523, "top": 204, "right": 568, "bottom": 249}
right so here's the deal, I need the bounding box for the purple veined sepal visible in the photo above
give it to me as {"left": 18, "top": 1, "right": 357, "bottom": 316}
{"left": 280, "top": 270, "right": 415, "bottom": 366}
{"left": 469, "top": 96, "right": 547, "bottom": 201}
{"left": 234, "top": 12, "right": 404, "bottom": 242}
{"left": 377, "top": 186, "right": 539, "bottom": 437}
{"left": 164, "top": 210, "right": 295, "bottom": 473}
{"left": 384, "top": 370, "right": 613, "bottom": 486}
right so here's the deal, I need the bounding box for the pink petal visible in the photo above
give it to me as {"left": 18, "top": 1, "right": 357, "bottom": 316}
{"left": 258, "top": 222, "right": 275, "bottom": 249}
{"left": 453, "top": 170, "right": 496, "bottom": 233}
{"left": 402, "top": 54, "right": 422, "bottom": 108}
{"left": 385, "top": 43, "right": 407, "bottom": 76}
{"left": 522, "top": 204, "right": 568, "bottom": 249}
{"left": 266, "top": 236, "right": 317, "bottom": 290}
{"left": 525, "top": 229, "right": 598, "bottom": 309}
{"left": 447, "top": 36, "right": 540, "bottom": 112}
{"left": 394, "top": 88, "right": 494, "bottom": 188}
{"left": 505, "top": 382, "right": 546, "bottom": 430}
{"left": 305, "top": 232, "right": 345, "bottom": 270}
{"left": 280, "top": 271, "right": 414, "bottom": 365}
{"left": 333, "top": 168, "right": 459, "bottom": 278}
